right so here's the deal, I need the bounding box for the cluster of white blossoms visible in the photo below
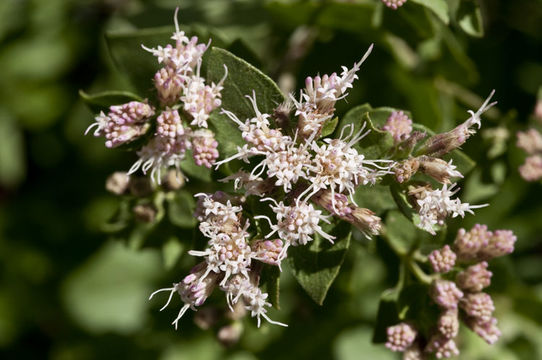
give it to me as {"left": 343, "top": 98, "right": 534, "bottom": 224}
{"left": 213, "top": 44, "right": 395, "bottom": 262}
{"left": 150, "top": 192, "right": 286, "bottom": 329}
{"left": 383, "top": 91, "right": 497, "bottom": 235}
{"left": 86, "top": 9, "right": 226, "bottom": 184}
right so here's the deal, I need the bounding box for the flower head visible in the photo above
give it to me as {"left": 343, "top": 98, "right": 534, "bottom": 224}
{"left": 431, "top": 280, "right": 464, "bottom": 309}
{"left": 382, "top": 110, "right": 412, "bottom": 142}
{"left": 385, "top": 322, "right": 417, "bottom": 352}
{"left": 456, "top": 261, "right": 492, "bottom": 292}
{"left": 428, "top": 245, "right": 457, "bottom": 273}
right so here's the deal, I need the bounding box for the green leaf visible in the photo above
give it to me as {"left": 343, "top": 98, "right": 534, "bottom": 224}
{"left": 105, "top": 26, "right": 229, "bottom": 96}
{"left": 288, "top": 222, "right": 352, "bottom": 305}
{"left": 457, "top": 0, "right": 484, "bottom": 37}
{"left": 353, "top": 184, "right": 396, "bottom": 216}
{"left": 372, "top": 289, "right": 400, "bottom": 343}
{"left": 205, "top": 47, "right": 284, "bottom": 158}
{"left": 61, "top": 241, "right": 161, "bottom": 334}
{"left": 384, "top": 210, "right": 419, "bottom": 255}
{"left": 79, "top": 90, "right": 142, "bottom": 114}
{"left": 410, "top": 0, "right": 449, "bottom": 24}
{"left": 320, "top": 117, "right": 339, "bottom": 138}
{"left": 105, "top": 27, "right": 172, "bottom": 96}
{"left": 260, "top": 265, "right": 281, "bottom": 309}
{"left": 166, "top": 190, "right": 197, "bottom": 228}
{"left": 337, "top": 104, "right": 396, "bottom": 159}
{"left": 206, "top": 47, "right": 284, "bottom": 120}
{"left": 162, "top": 236, "right": 185, "bottom": 270}
{"left": 180, "top": 152, "right": 212, "bottom": 183}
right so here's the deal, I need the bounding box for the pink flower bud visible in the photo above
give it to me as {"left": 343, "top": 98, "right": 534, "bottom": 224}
{"left": 456, "top": 261, "right": 492, "bottom": 292}
{"left": 428, "top": 245, "right": 457, "bottom": 273}
{"left": 431, "top": 280, "right": 464, "bottom": 309}
{"left": 453, "top": 224, "right": 492, "bottom": 261}
{"left": 519, "top": 155, "right": 542, "bottom": 182}
{"left": 385, "top": 323, "right": 417, "bottom": 352}
{"left": 437, "top": 309, "right": 459, "bottom": 339}
{"left": 382, "top": 110, "right": 412, "bottom": 142}
{"left": 460, "top": 292, "right": 495, "bottom": 323}
{"left": 466, "top": 317, "right": 501, "bottom": 344}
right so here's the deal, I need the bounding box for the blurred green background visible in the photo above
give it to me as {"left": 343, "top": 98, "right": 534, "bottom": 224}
{"left": 0, "top": 0, "right": 541, "bottom": 359}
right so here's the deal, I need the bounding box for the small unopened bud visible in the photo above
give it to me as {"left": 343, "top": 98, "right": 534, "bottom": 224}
{"left": 217, "top": 322, "right": 243, "bottom": 347}
{"left": 460, "top": 293, "right": 495, "bottom": 323}
{"left": 428, "top": 245, "right": 457, "bottom": 273}
{"left": 516, "top": 128, "right": 542, "bottom": 154}
{"left": 350, "top": 207, "right": 382, "bottom": 237}
{"left": 155, "top": 66, "right": 185, "bottom": 106}
{"left": 129, "top": 176, "right": 153, "bottom": 197}
{"left": 313, "top": 190, "right": 353, "bottom": 217}
{"left": 418, "top": 156, "right": 463, "bottom": 184}
{"left": 253, "top": 239, "right": 284, "bottom": 266}
{"left": 453, "top": 224, "right": 491, "bottom": 261}
{"left": 420, "top": 124, "right": 471, "bottom": 157}
{"left": 431, "top": 280, "right": 463, "bottom": 309}
{"left": 456, "top": 261, "right": 492, "bottom": 292}
{"left": 106, "top": 172, "right": 130, "bottom": 195}
{"left": 425, "top": 334, "right": 460, "bottom": 359}
{"left": 133, "top": 204, "right": 156, "bottom": 223}
{"left": 519, "top": 155, "right": 542, "bottom": 182}
{"left": 480, "top": 230, "right": 516, "bottom": 259}
{"left": 385, "top": 323, "right": 417, "bottom": 352}
{"left": 193, "top": 307, "right": 220, "bottom": 330}
{"left": 466, "top": 317, "right": 501, "bottom": 345}
{"left": 191, "top": 129, "right": 219, "bottom": 168}
{"left": 162, "top": 168, "right": 185, "bottom": 191}
{"left": 382, "top": 110, "right": 412, "bottom": 142}
{"left": 437, "top": 309, "right": 459, "bottom": 339}
{"left": 394, "top": 158, "right": 419, "bottom": 183}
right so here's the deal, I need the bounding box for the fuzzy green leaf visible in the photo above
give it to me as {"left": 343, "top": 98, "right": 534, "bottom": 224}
{"left": 79, "top": 90, "right": 142, "bottom": 114}
{"left": 337, "top": 104, "right": 396, "bottom": 159}
{"left": 205, "top": 47, "right": 284, "bottom": 158}
{"left": 260, "top": 265, "right": 281, "bottom": 309}
{"left": 167, "top": 190, "right": 197, "bottom": 229}
{"left": 288, "top": 222, "right": 352, "bottom": 305}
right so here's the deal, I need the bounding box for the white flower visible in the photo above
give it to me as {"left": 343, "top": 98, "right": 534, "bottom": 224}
{"left": 300, "top": 123, "right": 394, "bottom": 204}
{"left": 413, "top": 183, "right": 487, "bottom": 235}
{"left": 222, "top": 275, "right": 287, "bottom": 328}
{"left": 128, "top": 135, "right": 189, "bottom": 184}
{"left": 256, "top": 198, "right": 335, "bottom": 258}
{"left": 141, "top": 8, "right": 208, "bottom": 73}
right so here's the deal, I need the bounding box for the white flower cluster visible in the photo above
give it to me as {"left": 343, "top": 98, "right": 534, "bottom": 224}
{"left": 150, "top": 192, "right": 286, "bottom": 329}
{"left": 86, "top": 9, "right": 226, "bottom": 184}
{"left": 411, "top": 183, "right": 487, "bottom": 235}
{"left": 214, "top": 45, "right": 392, "bottom": 259}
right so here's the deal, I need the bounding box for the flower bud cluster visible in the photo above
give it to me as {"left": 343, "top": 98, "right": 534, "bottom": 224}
{"left": 453, "top": 224, "right": 516, "bottom": 260}
{"left": 214, "top": 45, "right": 391, "bottom": 262}
{"left": 517, "top": 128, "right": 542, "bottom": 181}
{"left": 382, "top": 0, "right": 407, "bottom": 10}
{"left": 86, "top": 9, "right": 227, "bottom": 184}
{"left": 85, "top": 101, "right": 154, "bottom": 148}
{"left": 150, "top": 192, "right": 286, "bottom": 329}
{"left": 409, "top": 183, "right": 487, "bottom": 235}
